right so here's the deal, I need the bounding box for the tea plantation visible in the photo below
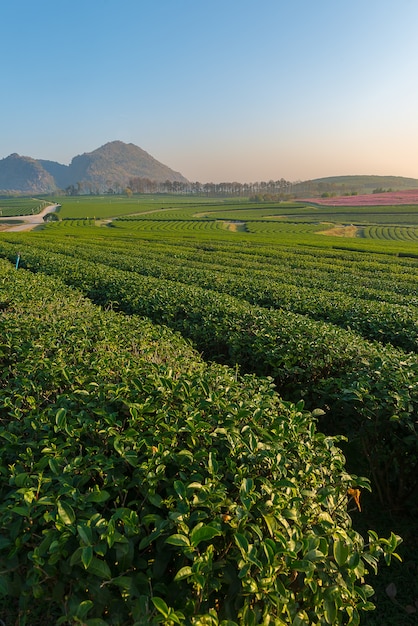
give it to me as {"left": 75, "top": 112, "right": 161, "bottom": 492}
{"left": 0, "top": 196, "right": 417, "bottom": 625}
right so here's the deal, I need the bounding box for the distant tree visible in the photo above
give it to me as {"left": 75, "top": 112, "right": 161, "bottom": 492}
{"left": 43, "top": 212, "right": 59, "bottom": 222}
{"left": 65, "top": 184, "right": 76, "bottom": 196}
{"left": 164, "top": 180, "right": 174, "bottom": 193}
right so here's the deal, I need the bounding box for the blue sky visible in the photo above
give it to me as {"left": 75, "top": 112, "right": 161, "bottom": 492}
{"left": 2, "top": 0, "right": 418, "bottom": 182}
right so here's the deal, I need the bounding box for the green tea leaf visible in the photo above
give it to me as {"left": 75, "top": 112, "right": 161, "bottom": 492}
{"left": 235, "top": 533, "right": 249, "bottom": 554}
{"left": 86, "top": 557, "right": 111, "bottom": 580}
{"left": 152, "top": 596, "right": 169, "bottom": 617}
{"left": 86, "top": 489, "right": 111, "bottom": 503}
{"left": 174, "top": 480, "right": 186, "bottom": 499}
{"left": 165, "top": 533, "right": 190, "bottom": 547}
{"left": 76, "top": 600, "right": 94, "bottom": 619}
{"left": 48, "top": 458, "right": 60, "bottom": 475}
{"left": 190, "top": 524, "right": 221, "bottom": 547}
{"left": 81, "top": 546, "right": 93, "bottom": 569}
{"left": 174, "top": 566, "right": 193, "bottom": 581}
{"left": 323, "top": 597, "right": 337, "bottom": 624}
{"left": 55, "top": 408, "right": 67, "bottom": 430}
{"left": 77, "top": 523, "right": 93, "bottom": 546}
{"left": 333, "top": 539, "right": 349, "bottom": 567}
{"left": 241, "top": 478, "right": 254, "bottom": 494}
{"left": 57, "top": 500, "right": 76, "bottom": 525}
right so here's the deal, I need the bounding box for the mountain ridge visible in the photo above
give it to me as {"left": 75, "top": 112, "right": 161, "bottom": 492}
{"left": 1, "top": 142, "right": 417, "bottom": 196}
{"left": 0, "top": 141, "right": 189, "bottom": 194}
{"left": 0, "top": 153, "right": 57, "bottom": 194}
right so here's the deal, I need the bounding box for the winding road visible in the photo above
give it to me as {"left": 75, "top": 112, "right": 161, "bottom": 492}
{"left": 0, "top": 204, "right": 60, "bottom": 232}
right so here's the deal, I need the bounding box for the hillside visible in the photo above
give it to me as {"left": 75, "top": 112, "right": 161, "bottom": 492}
{"left": 0, "top": 153, "right": 57, "bottom": 193}
{"left": 0, "top": 141, "right": 188, "bottom": 194}
{"left": 66, "top": 141, "right": 188, "bottom": 191}
{"left": 38, "top": 159, "right": 73, "bottom": 189}
{"left": 293, "top": 174, "right": 418, "bottom": 197}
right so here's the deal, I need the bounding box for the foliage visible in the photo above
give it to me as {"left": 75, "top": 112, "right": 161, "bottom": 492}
{"left": 1, "top": 197, "right": 417, "bottom": 623}
{"left": 0, "top": 263, "right": 401, "bottom": 624}
{"left": 0, "top": 237, "right": 418, "bottom": 509}
{"left": 11, "top": 233, "right": 418, "bottom": 352}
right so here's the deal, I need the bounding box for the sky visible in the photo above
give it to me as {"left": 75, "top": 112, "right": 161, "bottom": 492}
{"left": 2, "top": 0, "right": 418, "bottom": 183}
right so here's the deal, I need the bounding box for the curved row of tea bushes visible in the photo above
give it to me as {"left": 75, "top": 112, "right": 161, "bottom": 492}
{"left": 51, "top": 241, "right": 418, "bottom": 351}
{"left": 4, "top": 236, "right": 418, "bottom": 352}
{"left": 9, "top": 232, "right": 418, "bottom": 304}
{"left": 6, "top": 229, "right": 418, "bottom": 292}
{"left": 0, "top": 261, "right": 400, "bottom": 625}
{"left": 364, "top": 225, "right": 418, "bottom": 241}
{"left": 0, "top": 198, "right": 48, "bottom": 217}
{"left": 0, "top": 243, "right": 417, "bottom": 509}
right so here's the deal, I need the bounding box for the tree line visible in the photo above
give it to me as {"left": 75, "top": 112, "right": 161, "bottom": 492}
{"left": 65, "top": 177, "right": 294, "bottom": 198}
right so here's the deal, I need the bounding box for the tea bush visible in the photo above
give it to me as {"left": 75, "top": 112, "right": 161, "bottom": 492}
{"left": 0, "top": 242, "right": 417, "bottom": 508}
{"left": 0, "top": 263, "right": 401, "bottom": 625}
{"left": 3, "top": 235, "right": 418, "bottom": 351}
{"left": 31, "top": 237, "right": 418, "bottom": 352}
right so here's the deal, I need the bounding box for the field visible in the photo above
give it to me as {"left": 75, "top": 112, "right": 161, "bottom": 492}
{"left": 0, "top": 197, "right": 49, "bottom": 217}
{"left": 0, "top": 195, "right": 418, "bottom": 625}
{"left": 302, "top": 189, "right": 418, "bottom": 207}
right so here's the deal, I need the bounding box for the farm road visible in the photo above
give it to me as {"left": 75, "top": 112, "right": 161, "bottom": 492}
{"left": 0, "top": 204, "right": 59, "bottom": 232}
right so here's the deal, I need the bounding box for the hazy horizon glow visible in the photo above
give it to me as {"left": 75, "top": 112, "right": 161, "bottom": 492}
{"left": 2, "top": 0, "right": 418, "bottom": 183}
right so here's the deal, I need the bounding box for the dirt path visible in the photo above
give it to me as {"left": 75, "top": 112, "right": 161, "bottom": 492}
{"left": 0, "top": 204, "right": 60, "bottom": 232}
{"left": 124, "top": 206, "right": 185, "bottom": 218}
{"left": 317, "top": 224, "right": 359, "bottom": 237}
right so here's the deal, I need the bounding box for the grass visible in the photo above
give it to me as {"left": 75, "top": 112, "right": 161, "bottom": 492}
{"left": 4, "top": 193, "right": 418, "bottom": 253}
{"left": 45, "top": 194, "right": 241, "bottom": 219}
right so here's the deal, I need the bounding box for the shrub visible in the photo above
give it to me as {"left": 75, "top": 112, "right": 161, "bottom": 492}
{"left": 0, "top": 265, "right": 401, "bottom": 624}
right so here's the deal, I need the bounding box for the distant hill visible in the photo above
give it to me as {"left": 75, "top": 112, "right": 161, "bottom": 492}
{"left": 38, "top": 159, "right": 73, "bottom": 190}
{"left": 2, "top": 149, "right": 418, "bottom": 198}
{"left": 0, "top": 153, "right": 57, "bottom": 193}
{"left": 293, "top": 175, "right": 418, "bottom": 197}
{"left": 0, "top": 141, "right": 188, "bottom": 194}
{"left": 66, "top": 141, "right": 188, "bottom": 191}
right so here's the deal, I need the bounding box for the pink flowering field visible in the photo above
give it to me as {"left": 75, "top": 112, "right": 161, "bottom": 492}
{"left": 303, "top": 189, "right": 418, "bottom": 206}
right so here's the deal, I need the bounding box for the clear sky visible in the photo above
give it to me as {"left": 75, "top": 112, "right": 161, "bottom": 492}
{"left": 2, "top": 0, "right": 418, "bottom": 182}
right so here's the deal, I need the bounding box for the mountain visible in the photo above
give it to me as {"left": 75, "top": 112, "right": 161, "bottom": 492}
{"left": 66, "top": 141, "right": 188, "bottom": 190}
{"left": 3, "top": 147, "right": 418, "bottom": 197}
{"left": 0, "top": 153, "right": 57, "bottom": 193}
{"left": 38, "top": 159, "right": 73, "bottom": 190}
{"left": 0, "top": 141, "right": 188, "bottom": 194}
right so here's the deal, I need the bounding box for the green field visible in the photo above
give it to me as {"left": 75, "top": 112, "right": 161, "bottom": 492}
{"left": 0, "top": 197, "right": 49, "bottom": 217}
{"left": 0, "top": 195, "right": 418, "bottom": 625}
{"left": 48, "top": 195, "right": 241, "bottom": 219}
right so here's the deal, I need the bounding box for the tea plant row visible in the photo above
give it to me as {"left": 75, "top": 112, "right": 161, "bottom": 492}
{"left": 0, "top": 197, "right": 49, "bottom": 217}
{"left": 0, "top": 241, "right": 417, "bottom": 511}
{"left": 5, "top": 234, "right": 418, "bottom": 352}
{"left": 0, "top": 260, "right": 400, "bottom": 624}
{"left": 50, "top": 228, "right": 418, "bottom": 300}
{"left": 364, "top": 225, "right": 418, "bottom": 241}
{"left": 45, "top": 212, "right": 418, "bottom": 243}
